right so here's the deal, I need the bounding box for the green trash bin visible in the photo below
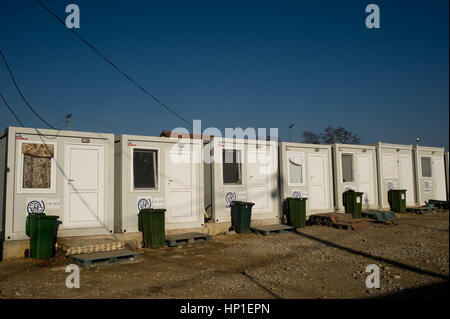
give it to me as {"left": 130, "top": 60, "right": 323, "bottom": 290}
{"left": 138, "top": 208, "right": 166, "bottom": 248}
{"left": 25, "top": 213, "right": 59, "bottom": 259}
{"left": 230, "top": 201, "right": 255, "bottom": 234}
{"left": 285, "top": 197, "right": 307, "bottom": 228}
{"left": 343, "top": 190, "right": 364, "bottom": 218}
{"left": 388, "top": 189, "right": 407, "bottom": 213}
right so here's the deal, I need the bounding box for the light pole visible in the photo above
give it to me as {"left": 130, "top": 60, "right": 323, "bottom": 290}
{"left": 65, "top": 114, "right": 72, "bottom": 130}
{"left": 288, "top": 124, "right": 294, "bottom": 142}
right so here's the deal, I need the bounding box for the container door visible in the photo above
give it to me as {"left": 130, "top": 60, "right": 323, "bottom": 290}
{"left": 166, "top": 148, "right": 198, "bottom": 223}
{"left": 247, "top": 147, "right": 272, "bottom": 215}
{"left": 307, "top": 152, "right": 329, "bottom": 210}
{"left": 382, "top": 154, "right": 399, "bottom": 179}
{"left": 433, "top": 157, "right": 446, "bottom": 200}
{"left": 399, "top": 155, "right": 415, "bottom": 205}
{"left": 64, "top": 144, "right": 105, "bottom": 228}
{"left": 356, "top": 154, "right": 375, "bottom": 207}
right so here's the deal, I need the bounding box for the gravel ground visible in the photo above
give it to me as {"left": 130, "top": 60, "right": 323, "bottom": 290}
{"left": 0, "top": 210, "right": 448, "bottom": 299}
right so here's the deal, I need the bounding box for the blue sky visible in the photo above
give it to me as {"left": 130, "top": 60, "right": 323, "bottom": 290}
{"left": 0, "top": 0, "right": 448, "bottom": 148}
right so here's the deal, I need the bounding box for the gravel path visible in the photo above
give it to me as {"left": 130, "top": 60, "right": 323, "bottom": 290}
{"left": 0, "top": 211, "right": 448, "bottom": 299}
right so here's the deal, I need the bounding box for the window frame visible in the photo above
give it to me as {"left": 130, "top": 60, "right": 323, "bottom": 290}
{"left": 341, "top": 153, "right": 355, "bottom": 183}
{"left": 16, "top": 140, "right": 57, "bottom": 194}
{"left": 420, "top": 156, "right": 432, "bottom": 178}
{"left": 286, "top": 151, "right": 306, "bottom": 187}
{"left": 221, "top": 148, "right": 243, "bottom": 185}
{"left": 130, "top": 146, "right": 160, "bottom": 192}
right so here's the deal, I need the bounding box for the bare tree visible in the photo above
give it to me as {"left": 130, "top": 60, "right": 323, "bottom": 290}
{"left": 302, "top": 131, "right": 322, "bottom": 144}
{"left": 302, "top": 126, "right": 360, "bottom": 144}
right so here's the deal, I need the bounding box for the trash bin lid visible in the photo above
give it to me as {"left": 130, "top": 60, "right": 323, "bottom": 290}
{"left": 35, "top": 215, "right": 59, "bottom": 220}
{"left": 286, "top": 197, "right": 307, "bottom": 200}
{"left": 230, "top": 201, "right": 255, "bottom": 206}
{"left": 139, "top": 208, "right": 166, "bottom": 214}
{"left": 28, "top": 213, "right": 59, "bottom": 219}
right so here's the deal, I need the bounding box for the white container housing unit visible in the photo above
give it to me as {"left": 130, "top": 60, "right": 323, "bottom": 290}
{"left": 0, "top": 127, "right": 115, "bottom": 242}
{"left": 332, "top": 144, "right": 378, "bottom": 211}
{"left": 376, "top": 142, "right": 416, "bottom": 208}
{"left": 446, "top": 152, "right": 450, "bottom": 201}
{"left": 413, "top": 145, "right": 447, "bottom": 205}
{"left": 279, "top": 142, "right": 334, "bottom": 215}
{"left": 204, "top": 137, "right": 280, "bottom": 223}
{"left": 114, "top": 135, "right": 204, "bottom": 233}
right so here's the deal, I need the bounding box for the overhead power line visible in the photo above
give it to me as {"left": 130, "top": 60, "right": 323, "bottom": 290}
{"left": 0, "top": 92, "right": 25, "bottom": 127}
{"left": 36, "top": 0, "right": 193, "bottom": 128}
{"left": 0, "top": 50, "right": 58, "bottom": 130}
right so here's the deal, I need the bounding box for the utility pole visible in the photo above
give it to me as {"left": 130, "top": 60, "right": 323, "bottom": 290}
{"left": 288, "top": 124, "right": 294, "bottom": 142}
{"left": 66, "top": 114, "right": 72, "bottom": 130}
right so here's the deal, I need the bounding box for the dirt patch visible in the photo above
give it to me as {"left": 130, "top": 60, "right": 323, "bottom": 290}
{"left": 0, "top": 211, "right": 448, "bottom": 299}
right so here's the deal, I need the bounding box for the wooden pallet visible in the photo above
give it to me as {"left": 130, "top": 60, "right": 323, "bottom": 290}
{"left": 427, "top": 200, "right": 449, "bottom": 210}
{"left": 406, "top": 206, "right": 434, "bottom": 214}
{"left": 56, "top": 236, "right": 125, "bottom": 256}
{"left": 165, "top": 232, "right": 211, "bottom": 247}
{"left": 69, "top": 249, "right": 140, "bottom": 268}
{"left": 308, "top": 213, "right": 371, "bottom": 230}
{"left": 250, "top": 224, "right": 297, "bottom": 236}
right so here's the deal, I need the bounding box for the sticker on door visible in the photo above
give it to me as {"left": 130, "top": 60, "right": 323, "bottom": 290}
{"left": 424, "top": 180, "right": 432, "bottom": 193}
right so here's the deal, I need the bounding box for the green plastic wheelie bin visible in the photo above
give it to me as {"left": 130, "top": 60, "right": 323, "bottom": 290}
{"left": 285, "top": 197, "right": 307, "bottom": 228}
{"left": 343, "top": 190, "right": 364, "bottom": 218}
{"left": 25, "top": 213, "right": 60, "bottom": 259}
{"left": 138, "top": 208, "right": 166, "bottom": 248}
{"left": 230, "top": 201, "right": 255, "bottom": 234}
{"left": 388, "top": 189, "right": 407, "bottom": 213}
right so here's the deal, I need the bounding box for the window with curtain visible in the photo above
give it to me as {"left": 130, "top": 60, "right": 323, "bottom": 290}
{"left": 288, "top": 152, "right": 304, "bottom": 184}
{"left": 289, "top": 160, "right": 302, "bottom": 184}
{"left": 22, "top": 143, "right": 54, "bottom": 189}
{"left": 421, "top": 157, "right": 432, "bottom": 177}
{"left": 222, "top": 149, "right": 242, "bottom": 184}
{"left": 342, "top": 154, "right": 354, "bottom": 182}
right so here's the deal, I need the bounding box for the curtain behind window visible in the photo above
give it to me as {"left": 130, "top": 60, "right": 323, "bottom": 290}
{"left": 22, "top": 143, "right": 54, "bottom": 189}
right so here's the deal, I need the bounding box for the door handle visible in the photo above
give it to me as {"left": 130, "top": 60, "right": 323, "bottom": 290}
{"left": 68, "top": 179, "right": 75, "bottom": 182}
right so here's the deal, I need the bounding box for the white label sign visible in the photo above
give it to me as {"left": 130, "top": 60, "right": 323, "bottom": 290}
{"left": 151, "top": 197, "right": 165, "bottom": 208}
{"left": 424, "top": 180, "right": 432, "bottom": 193}
{"left": 292, "top": 190, "right": 307, "bottom": 198}
{"left": 237, "top": 191, "right": 247, "bottom": 200}
{"left": 46, "top": 199, "right": 61, "bottom": 210}
{"left": 25, "top": 198, "right": 61, "bottom": 214}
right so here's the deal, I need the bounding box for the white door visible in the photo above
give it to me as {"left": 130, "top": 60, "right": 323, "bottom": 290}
{"left": 247, "top": 147, "right": 272, "bottom": 215}
{"left": 433, "top": 157, "right": 446, "bottom": 200}
{"left": 64, "top": 144, "right": 104, "bottom": 228}
{"left": 307, "top": 153, "right": 329, "bottom": 210}
{"left": 166, "top": 148, "right": 198, "bottom": 223}
{"left": 399, "top": 155, "right": 415, "bottom": 205}
{"left": 382, "top": 154, "right": 399, "bottom": 179}
{"left": 357, "top": 154, "right": 375, "bottom": 207}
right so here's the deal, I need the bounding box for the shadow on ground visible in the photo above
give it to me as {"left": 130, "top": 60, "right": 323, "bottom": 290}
{"left": 372, "top": 281, "right": 449, "bottom": 299}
